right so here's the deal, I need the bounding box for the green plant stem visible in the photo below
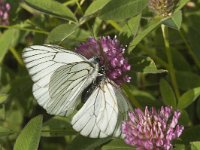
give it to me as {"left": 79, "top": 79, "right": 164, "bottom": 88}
{"left": 9, "top": 48, "right": 24, "bottom": 66}
{"left": 179, "top": 28, "right": 200, "bottom": 69}
{"left": 161, "top": 24, "right": 180, "bottom": 99}
{"left": 75, "top": 0, "right": 92, "bottom": 34}
{"left": 76, "top": 0, "right": 84, "bottom": 15}
{"left": 0, "top": 25, "right": 49, "bottom": 35}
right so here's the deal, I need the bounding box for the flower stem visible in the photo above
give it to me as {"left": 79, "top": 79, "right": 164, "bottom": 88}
{"left": 75, "top": 0, "right": 94, "bottom": 36}
{"left": 161, "top": 24, "right": 180, "bottom": 100}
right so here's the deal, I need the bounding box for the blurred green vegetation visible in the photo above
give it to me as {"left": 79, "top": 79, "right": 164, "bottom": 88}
{"left": 0, "top": 0, "right": 200, "bottom": 149}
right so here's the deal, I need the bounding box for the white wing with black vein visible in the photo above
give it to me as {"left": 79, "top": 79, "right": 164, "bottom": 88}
{"left": 47, "top": 62, "right": 98, "bottom": 116}
{"left": 71, "top": 79, "right": 129, "bottom": 138}
{"left": 23, "top": 44, "right": 92, "bottom": 114}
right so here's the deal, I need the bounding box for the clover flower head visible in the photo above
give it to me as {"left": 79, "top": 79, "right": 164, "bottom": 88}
{"left": 122, "top": 106, "right": 184, "bottom": 150}
{"left": 75, "top": 36, "right": 131, "bottom": 85}
{"left": 149, "top": 0, "right": 179, "bottom": 17}
{"left": 0, "top": 0, "right": 10, "bottom": 25}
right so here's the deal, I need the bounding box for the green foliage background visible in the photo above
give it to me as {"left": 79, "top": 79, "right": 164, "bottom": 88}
{"left": 0, "top": 0, "right": 200, "bottom": 149}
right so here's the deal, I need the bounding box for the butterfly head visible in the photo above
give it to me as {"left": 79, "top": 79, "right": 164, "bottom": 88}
{"left": 93, "top": 56, "right": 101, "bottom": 64}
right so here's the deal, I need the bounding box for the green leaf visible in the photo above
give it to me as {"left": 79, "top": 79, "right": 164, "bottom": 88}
{"left": 171, "top": 49, "right": 191, "bottom": 71}
{"left": 128, "top": 18, "right": 162, "bottom": 52}
{"left": 60, "top": 28, "right": 91, "bottom": 48}
{"left": 191, "top": 141, "right": 200, "bottom": 150}
{"left": 196, "top": 98, "right": 200, "bottom": 120}
{"left": 174, "top": 144, "right": 186, "bottom": 150}
{"left": 184, "top": 14, "right": 200, "bottom": 60}
{"left": 179, "top": 110, "right": 192, "bottom": 126}
{"left": 160, "top": 79, "right": 177, "bottom": 107}
{"left": 68, "top": 135, "right": 111, "bottom": 150}
{"left": 102, "top": 139, "right": 134, "bottom": 150}
{"left": 133, "top": 90, "right": 156, "bottom": 102}
{"left": 0, "top": 126, "right": 13, "bottom": 137}
{"left": 0, "top": 94, "right": 7, "bottom": 104}
{"left": 42, "top": 116, "right": 76, "bottom": 137}
{"left": 25, "top": 0, "right": 77, "bottom": 22}
{"left": 93, "top": 17, "right": 103, "bottom": 37}
{"left": 181, "top": 125, "right": 200, "bottom": 142}
{"left": 178, "top": 87, "right": 200, "bottom": 109}
{"left": 123, "top": 85, "right": 143, "bottom": 108}
{"left": 0, "top": 29, "right": 19, "bottom": 63}
{"left": 47, "top": 26, "right": 90, "bottom": 47}
{"left": 121, "top": 14, "right": 141, "bottom": 37}
{"left": 130, "top": 56, "right": 167, "bottom": 74}
{"left": 5, "top": 106, "right": 23, "bottom": 131}
{"left": 84, "top": 0, "right": 111, "bottom": 16}
{"left": 99, "top": 0, "right": 148, "bottom": 20}
{"left": 14, "top": 115, "right": 43, "bottom": 150}
{"left": 176, "top": 71, "right": 200, "bottom": 91}
{"left": 132, "top": 90, "right": 162, "bottom": 107}
{"left": 47, "top": 24, "right": 78, "bottom": 43}
{"left": 0, "top": 104, "right": 5, "bottom": 120}
{"left": 163, "top": 10, "right": 182, "bottom": 30}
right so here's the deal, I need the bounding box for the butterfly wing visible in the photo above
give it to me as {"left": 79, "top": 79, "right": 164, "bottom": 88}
{"left": 71, "top": 79, "right": 129, "bottom": 138}
{"left": 47, "top": 62, "right": 98, "bottom": 116}
{"left": 23, "top": 44, "right": 97, "bottom": 115}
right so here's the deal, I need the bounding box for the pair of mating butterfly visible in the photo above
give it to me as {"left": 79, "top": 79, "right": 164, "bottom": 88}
{"left": 23, "top": 44, "right": 131, "bottom": 138}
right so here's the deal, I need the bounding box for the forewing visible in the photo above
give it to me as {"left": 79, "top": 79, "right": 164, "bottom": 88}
{"left": 47, "top": 62, "right": 98, "bottom": 116}
{"left": 23, "top": 44, "right": 88, "bottom": 111}
{"left": 71, "top": 79, "right": 130, "bottom": 138}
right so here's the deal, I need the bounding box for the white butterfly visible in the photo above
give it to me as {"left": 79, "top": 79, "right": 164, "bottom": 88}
{"left": 23, "top": 44, "right": 130, "bottom": 138}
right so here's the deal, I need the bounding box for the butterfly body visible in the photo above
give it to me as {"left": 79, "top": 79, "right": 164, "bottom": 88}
{"left": 82, "top": 56, "right": 106, "bottom": 103}
{"left": 23, "top": 44, "right": 130, "bottom": 138}
{"left": 81, "top": 75, "right": 105, "bottom": 103}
